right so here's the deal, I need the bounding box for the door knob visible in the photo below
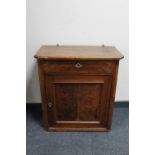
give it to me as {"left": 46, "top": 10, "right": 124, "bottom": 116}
{"left": 48, "top": 102, "right": 52, "bottom": 108}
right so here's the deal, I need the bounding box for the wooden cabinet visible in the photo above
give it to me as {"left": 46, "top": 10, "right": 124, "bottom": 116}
{"left": 35, "top": 45, "right": 123, "bottom": 131}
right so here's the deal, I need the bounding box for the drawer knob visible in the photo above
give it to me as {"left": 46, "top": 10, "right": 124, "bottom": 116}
{"left": 48, "top": 102, "right": 52, "bottom": 108}
{"left": 75, "top": 63, "right": 83, "bottom": 69}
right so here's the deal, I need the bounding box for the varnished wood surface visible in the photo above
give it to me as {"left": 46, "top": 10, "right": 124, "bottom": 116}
{"left": 42, "top": 61, "right": 114, "bottom": 74}
{"left": 35, "top": 45, "right": 123, "bottom": 131}
{"left": 35, "top": 45, "right": 124, "bottom": 60}
{"left": 38, "top": 61, "right": 48, "bottom": 128}
{"left": 46, "top": 75, "right": 112, "bottom": 130}
{"left": 48, "top": 127, "right": 108, "bottom": 132}
{"left": 107, "top": 61, "right": 119, "bottom": 129}
{"left": 48, "top": 121, "right": 109, "bottom": 132}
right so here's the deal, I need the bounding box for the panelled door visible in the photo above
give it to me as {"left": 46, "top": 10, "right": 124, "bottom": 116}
{"left": 45, "top": 75, "right": 112, "bottom": 130}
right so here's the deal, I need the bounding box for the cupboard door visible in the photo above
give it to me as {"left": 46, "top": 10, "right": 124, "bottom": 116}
{"left": 46, "top": 75, "right": 112, "bottom": 129}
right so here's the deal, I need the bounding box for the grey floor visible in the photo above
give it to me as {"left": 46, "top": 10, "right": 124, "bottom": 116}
{"left": 26, "top": 104, "right": 129, "bottom": 155}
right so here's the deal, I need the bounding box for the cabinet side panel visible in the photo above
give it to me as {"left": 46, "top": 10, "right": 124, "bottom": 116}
{"left": 100, "top": 77, "right": 112, "bottom": 127}
{"left": 38, "top": 60, "right": 48, "bottom": 129}
{"left": 107, "top": 60, "right": 119, "bottom": 129}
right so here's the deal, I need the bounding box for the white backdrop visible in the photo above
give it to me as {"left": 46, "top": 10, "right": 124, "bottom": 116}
{"left": 26, "top": 0, "right": 129, "bottom": 102}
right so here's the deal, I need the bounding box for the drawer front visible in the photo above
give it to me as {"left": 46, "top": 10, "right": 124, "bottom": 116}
{"left": 42, "top": 61, "right": 114, "bottom": 74}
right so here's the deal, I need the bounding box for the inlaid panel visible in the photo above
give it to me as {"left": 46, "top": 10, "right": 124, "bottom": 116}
{"left": 53, "top": 83, "right": 102, "bottom": 122}
{"left": 55, "top": 84, "right": 78, "bottom": 121}
{"left": 78, "top": 84, "right": 101, "bottom": 121}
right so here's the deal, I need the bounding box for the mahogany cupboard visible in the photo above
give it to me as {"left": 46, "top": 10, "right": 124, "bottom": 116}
{"left": 34, "top": 45, "right": 124, "bottom": 131}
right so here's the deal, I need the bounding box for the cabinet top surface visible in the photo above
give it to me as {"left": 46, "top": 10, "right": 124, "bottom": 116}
{"left": 34, "top": 45, "right": 124, "bottom": 60}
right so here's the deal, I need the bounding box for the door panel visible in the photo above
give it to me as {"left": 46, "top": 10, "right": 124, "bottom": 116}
{"left": 46, "top": 75, "right": 112, "bottom": 128}
{"left": 55, "top": 84, "right": 77, "bottom": 121}
{"left": 55, "top": 83, "right": 101, "bottom": 121}
{"left": 78, "top": 84, "right": 101, "bottom": 121}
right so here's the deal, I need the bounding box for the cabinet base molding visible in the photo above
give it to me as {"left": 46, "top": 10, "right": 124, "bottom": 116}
{"left": 47, "top": 127, "right": 109, "bottom": 132}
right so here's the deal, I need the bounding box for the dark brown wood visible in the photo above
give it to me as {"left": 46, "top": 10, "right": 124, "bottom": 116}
{"left": 35, "top": 45, "right": 123, "bottom": 131}
{"left": 37, "top": 61, "right": 48, "bottom": 129}
{"left": 53, "top": 83, "right": 78, "bottom": 121}
{"left": 107, "top": 61, "right": 120, "bottom": 129}
{"left": 77, "top": 83, "right": 101, "bottom": 121}
{"left": 42, "top": 61, "right": 114, "bottom": 74}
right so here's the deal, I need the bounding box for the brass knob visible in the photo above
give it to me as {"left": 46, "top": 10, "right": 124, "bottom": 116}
{"left": 48, "top": 102, "right": 52, "bottom": 108}
{"left": 75, "top": 62, "right": 83, "bottom": 69}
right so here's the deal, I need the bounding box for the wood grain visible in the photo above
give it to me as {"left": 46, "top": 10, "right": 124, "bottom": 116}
{"left": 37, "top": 61, "right": 48, "bottom": 129}
{"left": 34, "top": 45, "right": 124, "bottom": 60}
{"left": 54, "top": 84, "right": 77, "bottom": 121}
{"left": 42, "top": 61, "right": 114, "bottom": 74}
{"left": 35, "top": 45, "right": 123, "bottom": 131}
{"left": 45, "top": 75, "right": 112, "bottom": 131}
{"left": 107, "top": 60, "right": 120, "bottom": 129}
{"left": 78, "top": 83, "right": 101, "bottom": 121}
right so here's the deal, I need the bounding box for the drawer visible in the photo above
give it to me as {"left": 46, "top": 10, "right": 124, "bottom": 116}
{"left": 42, "top": 61, "right": 114, "bottom": 74}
